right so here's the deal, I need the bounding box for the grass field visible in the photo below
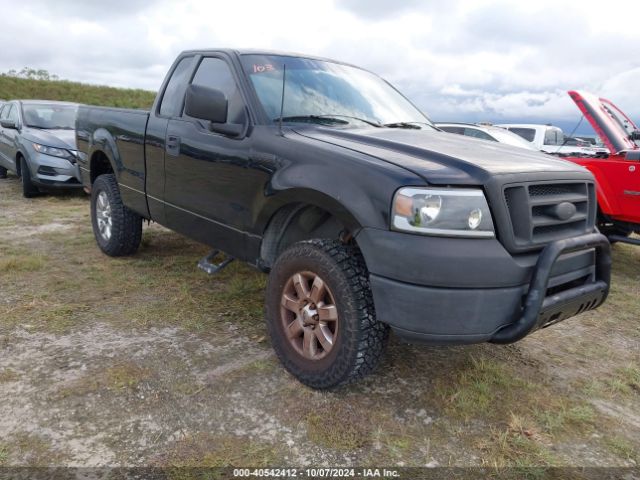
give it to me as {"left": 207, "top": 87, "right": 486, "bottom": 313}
{"left": 0, "top": 176, "right": 638, "bottom": 476}
{"left": 0, "top": 74, "right": 156, "bottom": 109}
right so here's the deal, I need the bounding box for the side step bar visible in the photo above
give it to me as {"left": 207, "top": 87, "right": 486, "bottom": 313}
{"left": 197, "top": 250, "right": 235, "bottom": 275}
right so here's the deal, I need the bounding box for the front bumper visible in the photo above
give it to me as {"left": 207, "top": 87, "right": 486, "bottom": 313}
{"left": 28, "top": 152, "right": 82, "bottom": 188}
{"left": 356, "top": 228, "right": 611, "bottom": 345}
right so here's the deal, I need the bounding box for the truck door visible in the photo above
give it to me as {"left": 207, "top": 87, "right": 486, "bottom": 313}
{"left": 145, "top": 55, "right": 196, "bottom": 225}
{"left": 163, "top": 55, "right": 264, "bottom": 259}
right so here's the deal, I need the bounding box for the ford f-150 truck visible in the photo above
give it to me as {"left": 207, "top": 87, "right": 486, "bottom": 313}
{"left": 75, "top": 49, "right": 611, "bottom": 389}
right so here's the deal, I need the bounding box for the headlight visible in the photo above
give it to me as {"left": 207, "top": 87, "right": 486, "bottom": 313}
{"left": 392, "top": 187, "right": 495, "bottom": 237}
{"left": 33, "top": 143, "right": 75, "bottom": 162}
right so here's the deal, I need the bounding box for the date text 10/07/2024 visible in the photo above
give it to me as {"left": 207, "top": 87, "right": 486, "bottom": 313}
{"left": 233, "top": 468, "right": 401, "bottom": 478}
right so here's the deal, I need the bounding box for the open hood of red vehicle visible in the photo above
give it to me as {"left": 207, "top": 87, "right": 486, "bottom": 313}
{"left": 568, "top": 90, "right": 638, "bottom": 154}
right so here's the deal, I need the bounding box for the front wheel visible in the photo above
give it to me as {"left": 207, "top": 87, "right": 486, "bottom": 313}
{"left": 265, "top": 239, "right": 389, "bottom": 389}
{"left": 20, "top": 157, "right": 39, "bottom": 198}
{"left": 0, "top": 165, "right": 7, "bottom": 179}
{"left": 91, "top": 174, "right": 142, "bottom": 256}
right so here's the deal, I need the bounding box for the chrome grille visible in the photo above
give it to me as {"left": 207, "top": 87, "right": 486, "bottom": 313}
{"left": 503, "top": 181, "right": 596, "bottom": 249}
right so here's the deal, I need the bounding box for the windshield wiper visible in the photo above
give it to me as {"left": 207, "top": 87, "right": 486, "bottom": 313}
{"left": 273, "top": 115, "right": 349, "bottom": 126}
{"left": 383, "top": 122, "right": 422, "bottom": 130}
{"left": 315, "top": 115, "right": 383, "bottom": 128}
{"left": 273, "top": 114, "right": 383, "bottom": 128}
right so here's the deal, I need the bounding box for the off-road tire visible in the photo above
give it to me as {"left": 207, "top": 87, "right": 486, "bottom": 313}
{"left": 20, "top": 157, "right": 39, "bottom": 198}
{"left": 265, "top": 239, "right": 389, "bottom": 389}
{"left": 91, "top": 174, "right": 142, "bottom": 256}
{"left": 0, "top": 165, "right": 7, "bottom": 179}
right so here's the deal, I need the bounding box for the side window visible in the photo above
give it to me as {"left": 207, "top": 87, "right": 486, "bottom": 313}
{"left": 8, "top": 105, "right": 19, "bottom": 123}
{"left": 509, "top": 128, "right": 536, "bottom": 142}
{"left": 464, "top": 128, "right": 494, "bottom": 141}
{"left": 159, "top": 56, "right": 194, "bottom": 117}
{"left": 188, "top": 57, "right": 246, "bottom": 124}
{"left": 0, "top": 105, "right": 11, "bottom": 120}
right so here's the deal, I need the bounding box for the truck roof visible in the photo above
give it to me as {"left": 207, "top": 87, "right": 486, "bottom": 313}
{"left": 179, "top": 48, "right": 361, "bottom": 68}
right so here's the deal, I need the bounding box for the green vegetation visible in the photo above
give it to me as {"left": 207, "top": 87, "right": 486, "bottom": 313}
{"left": 57, "top": 362, "right": 150, "bottom": 398}
{"left": 0, "top": 369, "right": 19, "bottom": 383}
{"left": 162, "top": 434, "right": 281, "bottom": 479}
{"left": 435, "top": 356, "right": 533, "bottom": 421}
{"left": 0, "top": 70, "right": 155, "bottom": 109}
{"left": 305, "top": 410, "right": 370, "bottom": 450}
{"left": 604, "top": 436, "right": 638, "bottom": 463}
{"left": 12, "top": 433, "right": 66, "bottom": 465}
{"left": 0, "top": 253, "right": 46, "bottom": 272}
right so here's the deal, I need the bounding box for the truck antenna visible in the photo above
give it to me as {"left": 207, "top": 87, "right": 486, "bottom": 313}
{"left": 278, "top": 64, "right": 286, "bottom": 136}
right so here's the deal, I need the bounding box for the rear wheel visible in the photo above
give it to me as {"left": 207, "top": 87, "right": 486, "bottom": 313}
{"left": 20, "top": 157, "right": 39, "bottom": 198}
{"left": 265, "top": 239, "right": 389, "bottom": 389}
{"left": 91, "top": 174, "right": 142, "bottom": 256}
{"left": 0, "top": 165, "right": 7, "bottom": 179}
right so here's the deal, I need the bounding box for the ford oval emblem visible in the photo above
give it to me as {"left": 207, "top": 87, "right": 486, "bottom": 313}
{"left": 551, "top": 202, "right": 577, "bottom": 221}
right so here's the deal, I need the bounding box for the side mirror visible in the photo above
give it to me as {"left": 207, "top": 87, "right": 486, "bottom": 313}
{"left": 185, "top": 84, "right": 228, "bottom": 124}
{"left": 184, "top": 84, "right": 244, "bottom": 137}
{"left": 0, "top": 119, "right": 17, "bottom": 129}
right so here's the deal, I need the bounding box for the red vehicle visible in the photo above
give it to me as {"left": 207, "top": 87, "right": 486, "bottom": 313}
{"left": 567, "top": 90, "right": 640, "bottom": 245}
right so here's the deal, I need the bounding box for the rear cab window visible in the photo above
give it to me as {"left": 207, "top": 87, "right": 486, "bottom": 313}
{"left": 544, "top": 128, "right": 564, "bottom": 146}
{"left": 508, "top": 127, "right": 536, "bottom": 142}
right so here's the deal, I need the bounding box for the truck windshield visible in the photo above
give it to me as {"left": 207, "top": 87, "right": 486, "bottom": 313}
{"left": 22, "top": 104, "right": 77, "bottom": 130}
{"left": 240, "top": 54, "right": 432, "bottom": 128}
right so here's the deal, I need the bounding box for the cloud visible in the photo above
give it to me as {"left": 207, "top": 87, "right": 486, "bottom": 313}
{"left": 338, "top": 0, "right": 446, "bottom": 20}
{"left": 0, "top": 0, "right": 638, "bottom": 133}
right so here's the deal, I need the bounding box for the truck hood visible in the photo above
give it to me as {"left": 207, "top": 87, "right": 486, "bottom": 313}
{"left": 21, "top": 128, "right": 77, "bottom": 151}
{"left": 294, "top": 126, "right": 587, "bottom": 185}
{"left": 568, "top": 90, "right": 638, "bottom": 154}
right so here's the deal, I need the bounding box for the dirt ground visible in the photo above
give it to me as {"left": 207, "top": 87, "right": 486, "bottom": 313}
{"left": 0, "top": 174, "right": 638, "bottom": 473}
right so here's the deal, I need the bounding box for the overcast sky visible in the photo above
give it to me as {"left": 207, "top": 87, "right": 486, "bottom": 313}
{"left": 2, "top": 0, "right": 639, "bottom": 134}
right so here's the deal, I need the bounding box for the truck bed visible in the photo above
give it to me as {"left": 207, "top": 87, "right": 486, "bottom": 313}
{"left": 76, "top": 105, "right": 151, "bottom": 217}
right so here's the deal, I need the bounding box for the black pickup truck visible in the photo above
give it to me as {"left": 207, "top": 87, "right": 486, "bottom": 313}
{"left": 76, "top": 49, "right": 611, "bottom": 389}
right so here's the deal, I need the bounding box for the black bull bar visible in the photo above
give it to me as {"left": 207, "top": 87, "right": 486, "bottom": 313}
{"left": 491, "top": 233, "right": 611, "bottom": 344}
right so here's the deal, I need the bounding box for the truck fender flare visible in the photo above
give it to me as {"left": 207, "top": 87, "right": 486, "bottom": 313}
{"left": 87, "top": 128, "right": 121, "bottom": 177}
{"left": 256, "top": 188, "right": 363, "bottom": 236}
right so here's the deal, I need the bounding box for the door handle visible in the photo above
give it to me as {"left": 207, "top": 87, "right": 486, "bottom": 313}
{"left": 166, "top": 135, "right": 180, "bottom": 156}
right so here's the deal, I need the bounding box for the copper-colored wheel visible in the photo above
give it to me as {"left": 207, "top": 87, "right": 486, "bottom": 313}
{"left": 280, "top": 271, "right": 339, "bottom": 360}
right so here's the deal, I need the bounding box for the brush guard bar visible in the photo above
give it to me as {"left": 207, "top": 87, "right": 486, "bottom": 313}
{"left": 491, "top": 233, "right": 611, "bottom": 344}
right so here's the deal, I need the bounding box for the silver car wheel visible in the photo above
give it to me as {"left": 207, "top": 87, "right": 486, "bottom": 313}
{"left": 96, "top": 191, "right": 113, "bottom": 241}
